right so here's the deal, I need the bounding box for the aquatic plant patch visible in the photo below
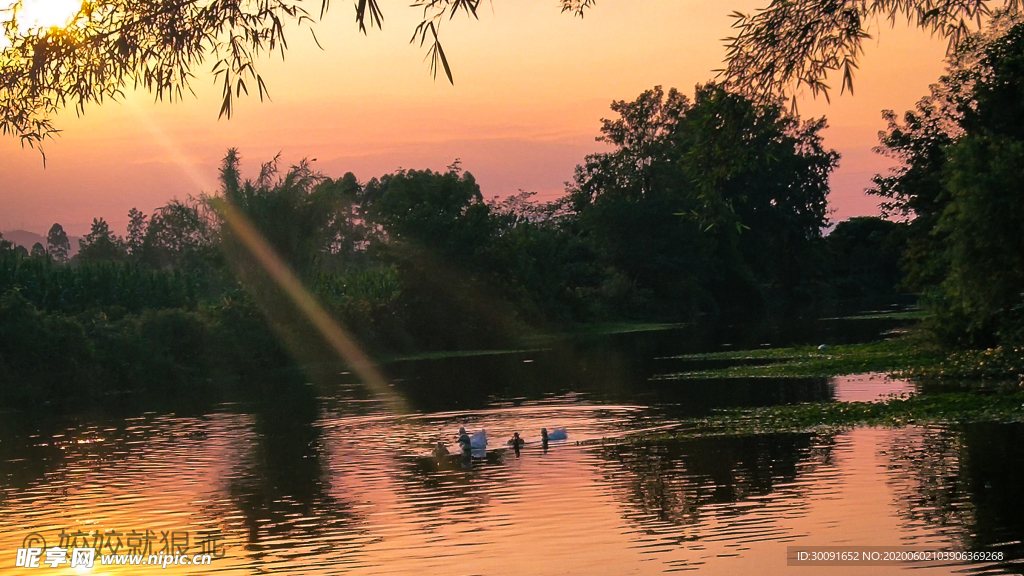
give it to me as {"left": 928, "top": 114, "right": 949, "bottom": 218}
{"left": 657, "top": 390, "right": 1024, "bottom": 438}
{"left": 658, "top": 337, "right": 944, "bottom": 379}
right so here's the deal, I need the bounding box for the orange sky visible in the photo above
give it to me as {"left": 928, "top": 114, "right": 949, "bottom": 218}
{"left": 0, "top": 1, "right": 951, "bottom": 236}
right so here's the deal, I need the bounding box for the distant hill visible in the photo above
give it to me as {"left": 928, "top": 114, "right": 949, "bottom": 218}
{"left": 1, "top": 229, "right": 82, "bottom": 257}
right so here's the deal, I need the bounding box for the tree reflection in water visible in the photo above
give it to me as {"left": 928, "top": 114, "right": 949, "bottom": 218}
{"left": 598, "top": 433, "right": 834, "bottom": 527}
{"left": 224, "top": 373, "right": 366, "bottom": 565}
{"left": 884, "top": 422, "right": 1024, "bottom": 569}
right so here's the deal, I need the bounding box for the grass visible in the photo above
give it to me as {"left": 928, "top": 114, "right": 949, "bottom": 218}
{"left": 382, "top": 348, "right": 542, "bottom": 362}
{"left": 521, "top": 321, "right": 689, "bottom": 346}
{"left": 568, "top": 322, "right": 688, "bottom": 335}
{"left": 658, "top": 336, "right": 945, "bottom": 379}
{"left": 824, "top": 310, "right": 930, "bottom": 321}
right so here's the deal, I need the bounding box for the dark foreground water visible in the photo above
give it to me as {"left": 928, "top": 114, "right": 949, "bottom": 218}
{"left": 3, "top": 318, "right": 1024, "bottom": 575}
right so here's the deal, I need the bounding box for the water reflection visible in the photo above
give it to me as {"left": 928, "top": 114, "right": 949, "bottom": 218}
{"left": 4, "top": 318, "right": 1023, "bottom": 575}
{"left": 4, "top": 404, "right": 1024, "bottom": 574}
{"left": 601, "top": 433, "right": 828, "bottom": 521}
{"left": 223, "top": 375, "right": 365, "bottom": 569}
{"left": 885, "top": 423, "right": 1024, "bottom": 574}
{"left": 831, "top": 372, "right": 915, "bottom": 402}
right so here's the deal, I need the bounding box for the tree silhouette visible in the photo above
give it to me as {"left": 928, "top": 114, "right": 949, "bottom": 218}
{"left": 141, "top": 199, "right": 218, "bottom": 272}
{"left": 826, "top": 217, "right": 907, "bottom": 309}
{"left": 933, "top": 20, "right": 1024, "bottom": 345}
{"left": 217, "top": 149, "right": 365, "bottom": 274}
{"left": 46, "top": 223, "right": 70, "bottom": 264}
{"left": 125, "top": 208, "right": 148, "bottom": 258}
{"left": 569, "top": 84, "right": 838, "bottom": 315}
{"left": 29, "top": 242, "right": 47, "bottom": 259}
{"left": 77, "top": 218, "right": 126, "bottom": 263}
{"left": 362, "top": 163, "right": 491, "bottom": 260}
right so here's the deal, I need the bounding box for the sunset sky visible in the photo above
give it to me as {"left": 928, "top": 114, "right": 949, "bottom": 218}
{"left": 1, "top": 1, "right": 951, "bottom": 236}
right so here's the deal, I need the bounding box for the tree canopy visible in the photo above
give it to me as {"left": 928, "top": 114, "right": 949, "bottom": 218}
{"left": 569, "top": 83, "right": 838, "bottom": 315}
{"left": 78, "top": 217, "right": 126, "bottom": 263}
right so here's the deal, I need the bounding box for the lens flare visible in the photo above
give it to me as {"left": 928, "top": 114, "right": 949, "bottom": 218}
{"left": 119, "top": 99, "right": 409, "bottom": 415}
{"left": 213, "top": 198, "right": 408, "bottom": 414}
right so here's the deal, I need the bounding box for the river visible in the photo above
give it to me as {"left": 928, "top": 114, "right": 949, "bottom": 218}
{"left": 2, "top": 318, "right": 1022, "bottom": 575}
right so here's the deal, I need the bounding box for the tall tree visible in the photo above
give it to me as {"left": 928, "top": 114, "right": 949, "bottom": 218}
{"left": 933, "top": 20, "right": 1024, "bottom": 345}
{"left": 141, "top": 199, "right": 217, "bottom": 272}
{"left": 125, "top": 208, "right": 148, "bottom": 258}
{"left": 361, "top": 163, "right": 492, "bottom": 261}
{"left": 869, "top": 90, "right": 963, "bottom": 293}
{"left": 570, "top": 84, "right": 838, "bottom": 316}
{"left": 77, "top": 218, "right": 126, "bottom": 263}
{"left": 217, "top": 150, "right": 362, "bottom": 274}
{"left": 29, "top": 242, "right": 47, "bottom": 259}
{"left": 46, "top": 223, "right": 70, "bottom": 264}
{"left": 827, "top": 217, "right": 908, "bottom": 309}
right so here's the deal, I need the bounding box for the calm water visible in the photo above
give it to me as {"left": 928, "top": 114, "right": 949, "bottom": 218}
{"left": 3, "top": 319, "right": 1023, "bottom": 575}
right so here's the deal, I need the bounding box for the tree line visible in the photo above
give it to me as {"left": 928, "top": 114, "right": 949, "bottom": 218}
{"left": 0, "top": 81, "right": 927, "bottom": 407}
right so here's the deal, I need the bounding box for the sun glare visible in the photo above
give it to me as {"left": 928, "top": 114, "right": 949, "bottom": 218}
{"left": 1, "top": 0, "right": 81, "bottom": 48}
{"left": 8, "top": 0, "right": 80, "bottom": 29}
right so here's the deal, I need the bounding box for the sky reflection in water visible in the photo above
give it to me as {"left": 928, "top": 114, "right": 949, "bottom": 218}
{"left": 1, "top": 324, "right": 1021, "bottom": 575}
